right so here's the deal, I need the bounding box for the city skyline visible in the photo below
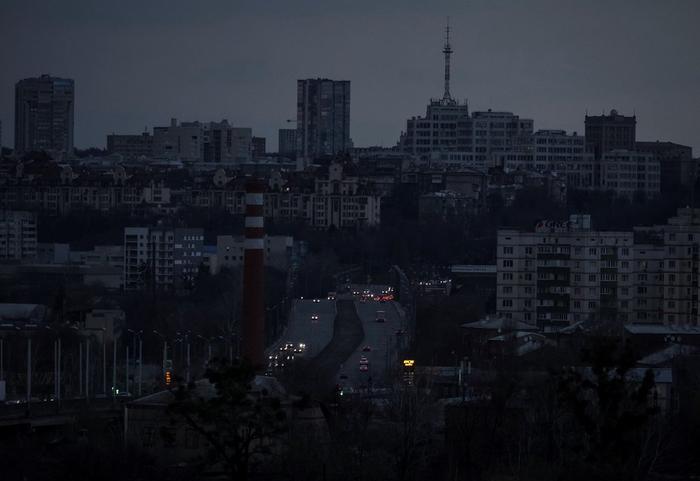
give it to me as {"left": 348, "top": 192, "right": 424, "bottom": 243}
{"left": 1, "top": 0, "right": 699, "bottom": 153}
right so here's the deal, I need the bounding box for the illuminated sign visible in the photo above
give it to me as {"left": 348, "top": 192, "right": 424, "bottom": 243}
{"left": 403, "top": 359, "right": 415, "bottom": 367}
{"left": 535, "top": 220, "right": 571, "bottom": 233}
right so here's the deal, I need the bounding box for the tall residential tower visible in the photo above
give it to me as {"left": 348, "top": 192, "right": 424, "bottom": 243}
{"left": 15, "top": 74, "right": 75, "bottom": 155}
{"left": 296, "top": 78, "right": 351, "bottom": 165}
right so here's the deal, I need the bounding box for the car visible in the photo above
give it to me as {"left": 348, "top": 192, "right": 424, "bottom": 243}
{"left": 362, "top": 345, "right": 371, "bottom": 352}
{"left": 311, "top": 314, "right": 319, "bottom": 321}
{"left": 359, "top": 364, "right": 369, "bottom": 372}
{"left": 312, "top": 299, "right": 320, "bottom": 303}
{"left": 360, "top": 356, "right": 368, "bottom": 365}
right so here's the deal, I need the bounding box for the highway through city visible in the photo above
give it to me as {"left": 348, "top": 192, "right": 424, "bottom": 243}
{"left": 340, "top": 300, "right": 405, "bottom": 391}
{"left": 302, "top": 299, "right": 364, "bottom": 397}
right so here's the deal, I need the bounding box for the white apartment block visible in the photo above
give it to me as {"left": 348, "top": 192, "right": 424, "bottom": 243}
{"left": 124, "top": 227, "right": 204, "bottom": 290}
{"left": 497, "top": 215, "right": 635, "bottom": 329}
{"left": 0, "top": 210, "right": 37, "bottom": 261}
{"left": 497, "top": 209, "right": 700, "bottom": 329}
{"left": 216, "top": 235, "right": 293, "bottom": 272}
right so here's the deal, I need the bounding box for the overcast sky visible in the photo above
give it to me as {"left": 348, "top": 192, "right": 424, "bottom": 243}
{"left": 1, "top": 0, "right": 699, "bottom": 152}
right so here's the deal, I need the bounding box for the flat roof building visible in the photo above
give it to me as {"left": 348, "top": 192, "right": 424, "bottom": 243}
{"left": 15, "top": 74, "right": 74, "bottom": 155}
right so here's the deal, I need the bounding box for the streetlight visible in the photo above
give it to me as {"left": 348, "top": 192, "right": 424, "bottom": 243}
{"left": 128, "top": 329, "right": 143, "bottom": 396}
{"left": 153, "top": 330, "right": 168, "bottom": 383}
{"left": 44, "top": 325, "right": 61, "bottom": 403}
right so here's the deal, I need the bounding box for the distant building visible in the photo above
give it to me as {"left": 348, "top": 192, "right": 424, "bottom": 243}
{"left": 0, "top": 210, "right": 37, "bottom": 261}
{"left": 14, "top": 74, "right": 75, "bottom": 155}
{"left": 297, "top": 78, "right": 351, "bottom": 162}
{"left": 600, "top": 150, "right": 660, "bottom": 199}
{"left": 123, "top": 227, "right": 204, "bottom": 290}
{"left": 107, "top": 132, "right": 153, "bottom": 159}
{"left": 36, "top": 243, "right": 70, "bottom": 264}
{"left": 399, "top": 28, "right": 533, "bottom": 164}
{"left": 497, "top": 209, "right": 700, "bottom": 329}
{"left": 202, "top": 121, "right": 252, "bottom": 164}
{"left": 636, "top": 141, "right": 694, "bottom": 192}
{"left": 497, "top": 215, "right": 635, "bottom": 329}
{"left": 252, "top": 136, "right": 266, "bottom": 158}
{"left": 70, "top": 245, "right": 124, "bottom": 270}
{"left": 153, "top": 118, "right": 202, "bottom": 162}
{"left": 585, "top": 109, "right": 636, "bottom": 159}
{"left": 216, "top": 235, "right": 293, "bottom": 272}
{"left": 264, "top": 162, "right": 381, "bottom": 229}
{"left": 152, "top": 119, "right": 252, "bottom": 164}
{"left": 278, "top": 128, "right": 296, "bottom": 156}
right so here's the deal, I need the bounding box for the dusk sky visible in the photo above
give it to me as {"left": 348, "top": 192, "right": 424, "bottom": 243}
{"left": 2, "top": 0, "right": 699, "bottom": 152}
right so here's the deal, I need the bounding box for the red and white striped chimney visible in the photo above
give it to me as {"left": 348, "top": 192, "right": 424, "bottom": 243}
{"left": 242, "top": 178, "right": 266, "bottom": 367}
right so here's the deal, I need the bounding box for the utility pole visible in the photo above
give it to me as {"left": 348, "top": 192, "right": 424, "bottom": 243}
{"left": 112, "top": 339, "right": 117, "bottom": 398}
{"left": 102, "top": 329, "right": 107, "bottom": 395}
{"left": 26, "top": 337, "right": 32, "bottom": 406}
{"left": 85, "top": 340, "right": 90, "bottom": 402}
{"left": 138, "top": 337, "right": 143, "bottom": 397}
{"left": 79, "top": 341, "right": 83, "bottom": 396}
{"left": 186, "top": 338, "right": 191, "bottom": 384}
{"left": 125, "top": 346, "right": 129, "bottom": 395}
{"left": 57, "top": 337, "right": 61, "bottom": 403}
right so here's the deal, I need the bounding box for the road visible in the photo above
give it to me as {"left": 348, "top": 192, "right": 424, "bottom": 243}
{"left": 303, "top": 299, "right": 364, "bottom": 397}
{"left": 339, "top": 300, "right": 405, "bottom": 391}
{"left": 268, "top": 299, "right": 336, "bottom": 360}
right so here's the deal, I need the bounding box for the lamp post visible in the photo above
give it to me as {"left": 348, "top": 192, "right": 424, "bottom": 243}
{"left": 153, "top": 330, "right": 167, "bottom": 381}
{"left": 128, "top": 329, "right": 143, "bottom": 396}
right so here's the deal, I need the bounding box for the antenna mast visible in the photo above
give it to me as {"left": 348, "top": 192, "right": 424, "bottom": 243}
{"left": 442, "top": 17, "right": 454, "bottom": 104}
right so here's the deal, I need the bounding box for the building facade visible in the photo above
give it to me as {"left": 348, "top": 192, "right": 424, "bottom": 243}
{"left": 15, "top": 74, "right": 75, "bottom": 155}
{"left": 278, "top": 129, "right": 296, "bottom": 156}
{"left": 107, "top": 132, "right": 153, "bottom": 159}
{"left": 252, "top": 136, "right": 266, "bottom": 158}
{"left": 600, "top": 150, "right": 660, "bottom": 199}
{"left": 0, "top": 210, "right": 38, "bottom": 261}
{"left": 497, "top": 215, "right": 634, "bottom": 329}
{"left": 585, "top": 110, "right": 636, "bottom": 159}
{"left": 636, "top": 141, "right": 695, "bottom": 192}
{"left": 152, "top": 119, "right": 252, "bottom": 164}
{"left": 123, "top": 227, "right": 204, "bottom": 290}
{"left": 497, "top": 209, "right": 700, "bottom": 329}
{"left": 216, "top": 235, "right": 293, "bottom": 272}
{"left": 296, "top": 78, "right": 351, "bottom": 161}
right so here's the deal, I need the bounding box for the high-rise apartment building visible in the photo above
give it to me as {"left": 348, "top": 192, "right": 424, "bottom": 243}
{"left": 497, "top": 215, "right": 634, "bottom": 330}
{"left": 585, "top": 109, "right": 636, "bottom": 159}
{"left": 0, "top": 210, "right": 38, "bottom": 260}
{"left": 296, "top": 78, "right": 351, "bottom": 162}
{"left": 278, "top": 128, "right": 297, "bottom": 156}
{"left": 252, "top": 136, "right": 266, "bottom": 158}
{"left": 123, "top": 226, "right": 204, "bottom": 290}
{"left": 497, "top": 209, "right": 700, "bottom": 329}
{"left": 15, "top": 74, "right": 75, "bottom": 155}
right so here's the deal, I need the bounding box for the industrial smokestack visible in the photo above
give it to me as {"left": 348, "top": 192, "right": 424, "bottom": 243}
{"left": 242, "top": 177, "right": 266, "bottom": 367}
